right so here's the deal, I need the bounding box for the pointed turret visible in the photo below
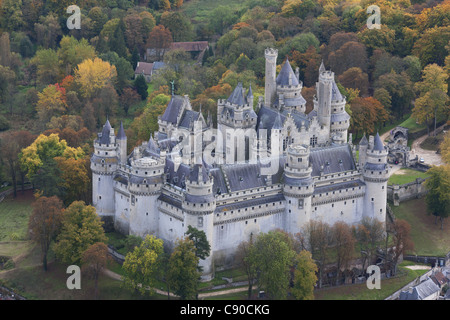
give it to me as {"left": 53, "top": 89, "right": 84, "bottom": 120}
{"left": 319, "top": 60, "right": 326, "bottom": 74}
{"left": 276, "top": 58, "right": 299, "bottom": 86}
{"left": 116, "top": 121, "right": 126, "bottom": 140}
{"left": 227, "top": 82, "right": 245, "bottom": 106}
{"left": 373, "top": 132, "right": 384, "bottom": 151}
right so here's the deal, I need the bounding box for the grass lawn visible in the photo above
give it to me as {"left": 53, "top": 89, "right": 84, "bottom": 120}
{"left": 313, "top": 261, "right": 428, "bottom": 300}
{"left": 391, "top": 198, "right": 450, "bottom": 256}
{"left": 388, "top": 168, "right": 430, "bottom": 185}
{"left": 0, "top": 190, "right": 35, "bottom": 241}
{"left": 398, "top": 115, "right": 427, "bottom": 134}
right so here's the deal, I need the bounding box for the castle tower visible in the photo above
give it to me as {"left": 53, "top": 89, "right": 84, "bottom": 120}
{"left": 182, "top": 164, "right": 216, "bottom": 281}
{"left": 91, "top": 119, "right": 119, "bottom": 219}
{"left": 116, "top": 121, "right": 127, "bottom": 165}
{"left": 283, "top": 144, "right": 314, "bottom": 234}
{"left": 362, "top": 133, "right": 389, "bottom": 224}
{"left": 128, "top": 155, "right": 165, "bottom": 237}
{"left": 217, "top": 82, "right": 257, "bottom": 164}
{"left": 314, "top": 66, "right": 333, "bottom": 129}
{"left": 358, "top": 134, "right": 368, "bottom": 168}
{"left": 274, "top": 58, "right": 306, "bottom": 113}
{"left": 264, "top": 48, "right": 278, "bottom": 106}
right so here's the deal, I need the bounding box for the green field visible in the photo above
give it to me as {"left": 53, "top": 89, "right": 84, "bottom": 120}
{"left": 0, "top": 191, "right": 34, "bottom": 241}
{"left": 398, "top": 115, "right": 427, "bottom": 133}
{"left": 388, "top": 168, "right": 430, "bottom": 185}
{"left": 391, "top": 198, "right": 450, "bottom": 256}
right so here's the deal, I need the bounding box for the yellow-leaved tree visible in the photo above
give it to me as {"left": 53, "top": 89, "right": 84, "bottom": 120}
{"left": 74, "top": 57, "right": 117, "bottom": 99}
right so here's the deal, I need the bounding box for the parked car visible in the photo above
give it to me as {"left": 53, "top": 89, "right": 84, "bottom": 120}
{"left": 419, "top": 157, "right": 425, "bottom": 163}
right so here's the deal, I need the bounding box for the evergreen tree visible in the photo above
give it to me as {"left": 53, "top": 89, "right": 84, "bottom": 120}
{"left": 134, "top": 75, "right": 148, "bottom": 100}
{"left": 109, "top": 19, "right": 128, "bottom": 58}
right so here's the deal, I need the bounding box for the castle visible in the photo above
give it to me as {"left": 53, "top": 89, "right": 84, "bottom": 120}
{"left": 91, "top": 48, "right": 389, "bottom": 280}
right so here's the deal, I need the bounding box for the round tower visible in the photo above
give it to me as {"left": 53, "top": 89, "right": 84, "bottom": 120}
{"left": 91, "top": 119, "right": 119, "bottom": 220}
{"left": 362, "top": 133, "right": 389, "bottom": 225}
{"left": 182, "top": 164, "right": 216, "bottom": 281}
{"left": 283, "top": 144, "right": 314, "bottom": 234}
{"left": 128, "top": 156, "right": 165, "bottom": 237}
{"left": 264, "top": 48, "right": 278, "bottom": 106}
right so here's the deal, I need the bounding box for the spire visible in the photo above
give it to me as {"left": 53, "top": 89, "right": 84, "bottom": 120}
{"left": 273, "top": 112, "right": 283, "bottom": 130}
{"left": 319, "top": 60, "right": 325, "bottom": 74}
{"left": 99, "top": 118, "right": 112, "bottom": 144}
{"left": 247, "top": 83, "right": 253, "bottom": 99}
{"left": 116, "top": 121, "right": 126, "bottom": 140}
{"left": 359, "top": 134, "right": 368, "bottom": 146}
{"left": 373, "top": 132, "right": 384, "bottom": 151}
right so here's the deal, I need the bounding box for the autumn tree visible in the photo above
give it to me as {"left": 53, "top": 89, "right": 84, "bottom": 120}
{"left": 390, "top": 219, "right": 414, "bottom": 275}
{"left": 19, "top": 133, "right": 84, "bottom": 179}
{"left": 167, "top": 237, "right": 200, "bottom": 300}
{"left": 302, "top": 220, "right": 331, "bottom": 288}
{"left": 74, "top": 58, "right": 117, "bottom": 99}
{"left": 350, "top": 97, "right": 390, "bottom": 137}
{"left": 412, "top": 64, "right": 449, "bottom": 135}
{"left": 28, "top": 196, "right": 64, "bottom": 271}
{"left": 375, "top": 71, "right": 414, "bottom": 117}
{"left": 54, "top": 201, "right": 107, "bottom": 265}
{"left": 81, "top": 242, "right": 111, "bottom": 300}
{"left": 57, "top": 36, "right": 96, "bottom": 76}
{"left": 338, "top": 67, "right": 369, "bottom": 96}
{"left": 291, "top": 250, "right": 318, "bottom": 300}
{"left": 354, "top": 217, "right": 385, "bottom": 270}
{"left": 122, "top": 234, "right": 164, "bottom": 296}
{"left": 146, "top": 25, "right": 173, "bottom": 61}
{"left": 30, "top": 48, "right": 59, "bottom": 89}
{"left": 54, "top": 156, "right": 90, "bottom": 205}
{"left": 331, "top": 221, "right": 355, "bottom": 285}
{"left": 36, "top": 84, "right": 67, "bottom": 127}
{"left": 160, "top": 11, "right": 193, "bottom": 42}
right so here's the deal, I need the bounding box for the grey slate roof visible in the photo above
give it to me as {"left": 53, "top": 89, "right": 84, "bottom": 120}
{"left": 227, "top": 82, "right": 245, "bottom": 106}
{"left": 179, "top": 109, "right": 200, "bottom": 129}
{"left": 98, "top": 119, "right": 112, "bottom": 144}
{"left": 313, "top": 179, "right": 365, "bottom": 195}
{"left": 331, "top": 81, "right": 344, "bottom": 101}
{"left": 276, "top": 59, "right": 299, "bottom": 86}
{"left": 160, "top": 95, "right": 184, "bottom": 124}
{"left": 399, "top": 278, "right": 440, "bottom": 300}
{"left": 309, "top": 144, "right": 356, "bottom": 176}
{"left": 256, "top": 106, "right": 310, "bottom": 131}
{"left": 215, "top": 193, "right": 285, "bottom": 213}
{"left": 331, "top": 112, "right": 350, "bottom": 123}
{"left": 116, "top": 121, "right": 126, "bottom": 140}
{"left": 359, "top": 134, "right": 368, "bottom": 146}
{"left": 373, "top": 132, "right": 384, "bottom": 151}
{"left": 221, "top": 163, "right": 267, "bottom": 192}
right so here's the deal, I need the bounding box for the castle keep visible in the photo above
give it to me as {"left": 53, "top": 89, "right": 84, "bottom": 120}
{"left": 91, "top": 48, "right": 389, "bottom": 280}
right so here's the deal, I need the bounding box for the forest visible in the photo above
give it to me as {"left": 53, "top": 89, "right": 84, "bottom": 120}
{"left": 0, "top": 0, "right": 449, "bottom": 202}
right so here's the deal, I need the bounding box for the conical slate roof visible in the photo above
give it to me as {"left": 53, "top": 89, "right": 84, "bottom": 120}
{"left": 359, "top": 134, "right": 368, "bottom": 146}
{"left": 116, "top": 121, "right": 126, "bottom": 140}
{"left": 227, "top": 82, "right": 245, "bottom": 106}
{"left": 276, "top": 59, "right": 299, "bottom": 86}
{"left": 247, "top": 83, "right": 253, "bottom": 99}
{"left": 373, "top": 132, "right": 384, "bottom": 151}
{"left": 99, "top": 119, "right": 112, "bottom": 144}
{"left": 272, "top": 112, "right": 283, "bottom": 129}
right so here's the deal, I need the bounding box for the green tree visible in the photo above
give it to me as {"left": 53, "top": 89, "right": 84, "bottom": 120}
{"left": 81, "top": 242, "right": 110, "bottom": 300}
{"left": 134, "top": 74, "right": 148, "bottom": 100}
{"left": 291, "top": 250, "right": 318, "bottom": 300}
{"left": 54, "top": 201, "right": 107, "bottom": 265}
{"left": 252, "top": 230, "right": 295, "bottom": 299}
{"left": 122, "top": 235, "right": 164, "bottom": 296}
{"left": 167, "top": 237, "right": 200, "bottom": 300}
{"left": 425, "top": 165, "right": 450, "bottom": 230}
{"left": 185, "top": 225, "right": 211, "bottom": 262}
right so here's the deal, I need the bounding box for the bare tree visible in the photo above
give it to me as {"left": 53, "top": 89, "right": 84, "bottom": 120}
{"left": 331, "top": 221, "right": 356, "bottom": 285}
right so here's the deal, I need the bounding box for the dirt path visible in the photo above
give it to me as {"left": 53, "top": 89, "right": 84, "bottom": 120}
{"left": 102, "top": 268, "right": 250, "bottom": 299}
